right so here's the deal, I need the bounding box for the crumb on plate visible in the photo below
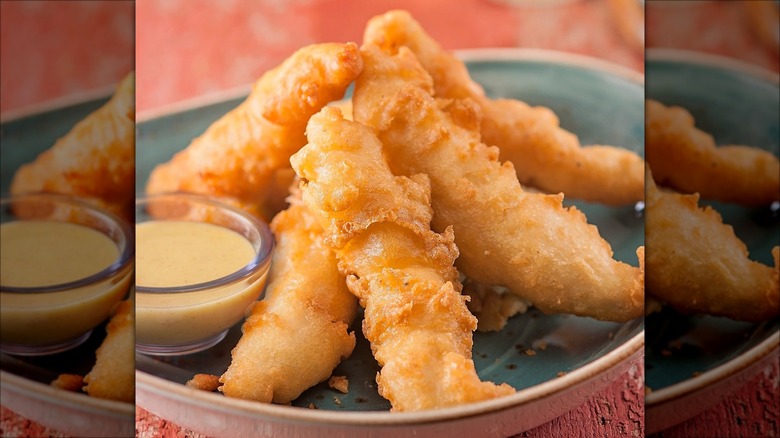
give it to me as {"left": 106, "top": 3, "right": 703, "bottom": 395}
{"left": 186, "top": 374, "right": 221, "bottom": 392}
{"left": 51, "top": 374, "right": 84, "bottom": 392}
{"left": 328, "top": 375, "right": 349, "bottom": 394}
{"left": 463, "top": 279, "right": 531, "bottom": 332}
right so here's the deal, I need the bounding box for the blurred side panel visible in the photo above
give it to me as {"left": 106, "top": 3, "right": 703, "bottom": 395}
{"left": 0, "top": 1, "right": 135, "bottom": 438}
{"left": 644, "top": 1, "right": 779, "bottom": 436}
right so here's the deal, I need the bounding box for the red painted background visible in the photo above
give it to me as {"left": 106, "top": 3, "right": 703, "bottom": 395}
{"left": 0, "top": 0, "right": 134, "bottom": 114}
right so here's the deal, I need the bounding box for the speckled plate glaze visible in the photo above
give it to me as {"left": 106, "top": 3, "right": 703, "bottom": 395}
{"left": 135, "top": 49, "right": 644, "bottom": 437}
{"left": 0, "top": 93, "right": 135, "bottom": 437}
{"left": 644, "top": 49, "right": 780, "bottom": 434}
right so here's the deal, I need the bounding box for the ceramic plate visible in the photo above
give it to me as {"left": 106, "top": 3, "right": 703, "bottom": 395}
{"left": 0, "top": 95, "right": 135, "bottom": 437}
{"left": 135, "top": 49, "right": 645, "bottom": 437}
{"left": 644, "top": 49, "right": 780, "bottom": 434}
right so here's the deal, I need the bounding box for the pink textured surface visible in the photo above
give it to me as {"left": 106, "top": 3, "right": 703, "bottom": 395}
{"left": 0, "top": 0, "right": 134, "bottom": 113}
{"left": 135, "top": 0, "right": 642, "bottom": 112}
{"left": 651, "top": 358, "right": 780, "bottom": 438}
{"left": 647, "top": 0, "right": 780, "bottom": 73}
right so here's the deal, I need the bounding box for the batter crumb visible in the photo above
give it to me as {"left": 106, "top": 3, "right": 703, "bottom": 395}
{"left": 185, "top": 374, "right": 221, "bottom": 392}
{"left": 51, "top": 374, "right": 84, "bottom": 392}
{"left": 328, "top": 375, "right": 349, "bottom": 394}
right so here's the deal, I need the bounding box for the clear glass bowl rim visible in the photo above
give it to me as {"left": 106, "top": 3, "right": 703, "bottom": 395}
{"left": 135, "top": 193, "right": 274, "bottom": 294}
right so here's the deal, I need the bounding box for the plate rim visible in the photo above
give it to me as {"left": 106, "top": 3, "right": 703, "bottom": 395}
{"left": 0, "top": 369, "right": 134, "bottom": 417}
{"left": 135, "top": 47, "right": 646, "bottom": 428}
{"left": 645, "top": 332, "right": 779, "bottom": 407}
{"left": 137, "top": 329, "right": 643, "bottom": 426}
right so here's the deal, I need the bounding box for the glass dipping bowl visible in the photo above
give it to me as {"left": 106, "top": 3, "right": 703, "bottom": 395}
{"left": 0, "top": 193, "right": 134, "bottom": 356}
{"left": 135, "top": 193, "right": 273, "bottom": 356}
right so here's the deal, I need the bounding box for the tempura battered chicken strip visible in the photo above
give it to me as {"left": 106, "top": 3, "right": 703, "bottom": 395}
{"left": 291, "top": 107, "right": 514, "bottom": 411}
{"left": 646, "top": 99, "right": 780, "bottom": 207}
{"left": 646, "top": 169, "right": 779, "bottom": 321}
{"left": 11, "top": 73, "right": 135, "bottom": 222}
{"left": 83, "top": 299, "right": 134, "bottom": 402}
{"left": 146, "top": 43, "right": 363, "bottom": 221}
{"left": 353, "top": 45, "right": 644, "bottom": 322}
{"left": 220, "top": 200, "right": 358, "bottom": 403}
{"left": 363, "top": 10, "right": 644, "bottom": 205}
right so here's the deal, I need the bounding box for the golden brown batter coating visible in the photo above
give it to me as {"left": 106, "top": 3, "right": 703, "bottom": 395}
{"left": 146, "top": 43, "right": 363, "bottom": 221}
{"left": 219, "top": 200, "right": 358, "bottom": 404}
{"left": 646, "top": 169, "right": 779, "bottom": 321}
{"left": 83, "top": 299, "right": 134, "bottom": 403}
{"left": 363, "top": 10, "right": 644, "bottom": 205}
{"left": 353, "top": 45, "right": 643, "bottom": 322}
{"left": 292, "top": 107, "right": 514, "bottom": 411}
{"left": 646, "top": 99, "right": 780, "bottom": 207}
{"left": 10, "top": 73, "right": 135, "bottom": 222}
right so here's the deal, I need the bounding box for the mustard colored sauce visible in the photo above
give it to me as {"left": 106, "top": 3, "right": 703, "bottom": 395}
{"left": 135, "top": 221, "right": 255, "bottom": 287}
{"left": 0, "top": 220, "right": 130, "bottom": 346}
{"left": 135, "top": 221, "right": 267, "bottom": 346}
{"left": 0, "top": 221, "right": 119, "bottom": 287}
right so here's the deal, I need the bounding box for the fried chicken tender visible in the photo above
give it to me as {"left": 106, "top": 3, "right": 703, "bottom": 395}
{"left": 646, "top": 99, "right": 780, "bottom": 206}
{"left": 219, "top": 200, "right": 358, "bottom": 404}
{"left": 10, "top": 73, "right": 135, "bottom": 222}
{"left": 146, "top": 43, "right": 363, "bottom": 221}
{"left": 353, "top": 45, "right": 644, "bottom": 322}
{"left": 645, "top": 169, "right": 780, "bottom": 321}
{"left": 83, "top": 299, "right": 134, "bottom": 403}
{"left": 363, "top": 10, "right": 644, "bottom": 205}
{"left": 291, "top": 107, "right": 514, "bottom": 411}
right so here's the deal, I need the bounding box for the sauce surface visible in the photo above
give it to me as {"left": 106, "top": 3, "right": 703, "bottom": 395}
{"left": 0, "top": 220, "right": 119, "bottom": 287}
{"left": 136, "top": 220, "right": 255, "bottom": 288}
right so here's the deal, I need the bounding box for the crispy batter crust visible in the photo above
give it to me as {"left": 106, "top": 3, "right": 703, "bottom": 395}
{"left": 292, "top": 107, "right": 514, "bottom": 412}
{"left": 10, "top": 73, "right": 135, "bottom": 221}
{"left": 353, "top": 45, "right": 643, "bottom": 322}
{"left": 146, "top": 43, "right": 363, "bottom": 221}
{"left": 219, "top": 200, "right": 357, "bottom": 404}
{"left": 645, "top": 168, "right": 779, "bottom": 321}
{"left": 83, "top": 300, "right": 134, "bottom": 402}
{"left": 646, "top": 99, "right": 780, "bottom": 206}
{"left": 363, "top": 10, "right": 644, "bottom": 205}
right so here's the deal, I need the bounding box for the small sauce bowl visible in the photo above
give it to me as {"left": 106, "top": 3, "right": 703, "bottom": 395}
{"left": 135, "top": 193, "right": 273, "bottom": 356}
{"left": 0, "top": 193, "right": 134, "bottom": 356}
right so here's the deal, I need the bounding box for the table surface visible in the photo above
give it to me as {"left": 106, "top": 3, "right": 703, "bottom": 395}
{"left": 1, "top": 0, "right": 778, "bottom": 436}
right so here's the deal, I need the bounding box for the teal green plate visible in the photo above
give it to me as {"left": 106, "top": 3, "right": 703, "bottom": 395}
{"left": 135, "top": 49, "right": 644, "bottom": 437}
{"left": 0, "top": 96, "right": 135, "bottom": 437}
{"left": 644, "top": 50, "right": 780, "bottom": 433}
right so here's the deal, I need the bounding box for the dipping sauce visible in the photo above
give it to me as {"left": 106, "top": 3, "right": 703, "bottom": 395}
{"left": 135, "top": 220, "right": 269, "bottom": 349}
{"left": 0, "top": 220, "right": 132, "bottom": 347}
{"left": 136, "top": 221, "right": 255, "bottom": 287}
{"left": 1, "top": 221, "right": 119, "bottom": 287}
